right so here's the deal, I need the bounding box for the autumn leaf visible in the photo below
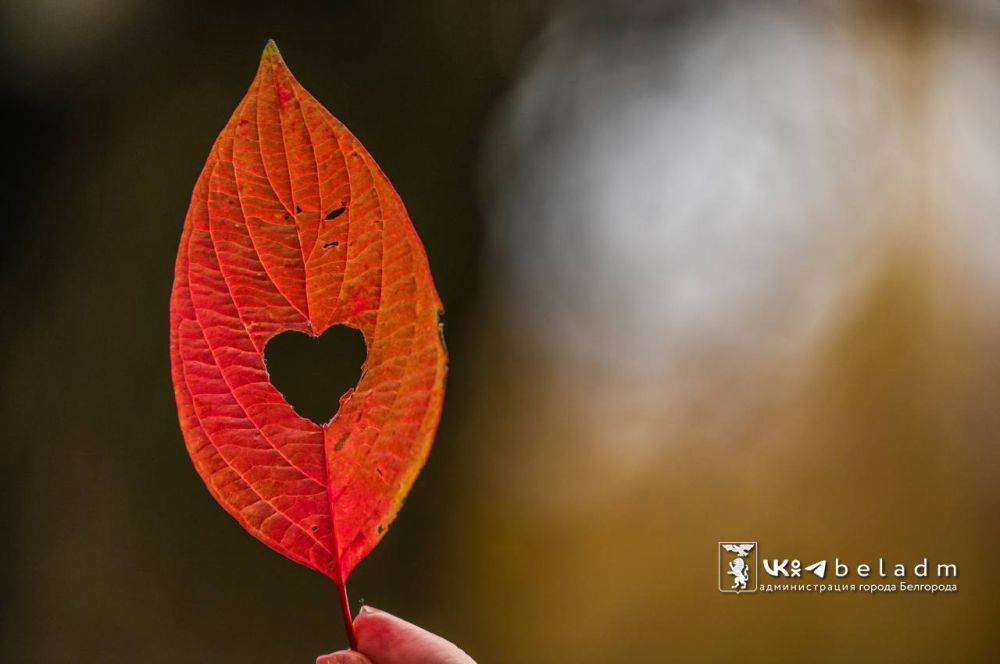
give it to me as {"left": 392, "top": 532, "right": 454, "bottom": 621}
{"left": 169, "top": 40, "right": 447, "bottom": 648}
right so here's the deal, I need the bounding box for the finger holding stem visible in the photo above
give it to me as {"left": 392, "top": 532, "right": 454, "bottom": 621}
{"left": 318, "top": 606, "right": 476, "bottom": 664}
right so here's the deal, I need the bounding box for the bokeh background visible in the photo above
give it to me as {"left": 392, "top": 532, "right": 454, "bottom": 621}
{"left": 2, "top": 0, "right": 999, "bottom": 661}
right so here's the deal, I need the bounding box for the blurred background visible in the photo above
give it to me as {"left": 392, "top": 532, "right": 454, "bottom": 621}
{"left": 2, "top": 0, "right": 998, "bottom": 661}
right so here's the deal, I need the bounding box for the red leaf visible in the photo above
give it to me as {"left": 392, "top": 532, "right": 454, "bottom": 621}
{"left": 169, "top": 41, "right": 447, "bottom": 645}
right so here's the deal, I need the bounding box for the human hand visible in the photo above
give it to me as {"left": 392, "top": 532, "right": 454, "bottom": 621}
{"left": 316, "top": 606, "right": 476, "bottom": 664}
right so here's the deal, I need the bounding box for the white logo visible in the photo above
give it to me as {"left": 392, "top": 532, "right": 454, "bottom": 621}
{"left": 761, "top": 558, "right": 828, "bottom": 578}
{"left": 719, "top": 542, "right": 758, "bottom": 593}
{"left": 748, "top": 547, "right": 959, "bottom": 594}
{"left": 804, "top": 560, "right": 827, "bottom": 578}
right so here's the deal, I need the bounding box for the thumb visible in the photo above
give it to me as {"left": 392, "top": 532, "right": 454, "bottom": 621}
{"left": 349, "top": 606, "right": 475, "bottom": 664}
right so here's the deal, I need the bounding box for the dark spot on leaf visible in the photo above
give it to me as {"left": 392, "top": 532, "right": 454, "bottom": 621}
{"left": 311, "top": 525, "right": 319, "bottom": 532}
{"left": 283, "top": 213, "right": 290, "bottom": 220}
{"left": 323, "top": 240, "right": 340, "bottom": 249}
{"left": 295, "top": 204, "right": 302, "bottom": 214}
{"left": 375, "top": 467, "right": 383, "bottom": 477}
{"left": 325, "top": 206, "right": 346, "bottom": 221}
{"left": 377, "top": 525, "right": 384, "bottom": 534}
{"left": 335, "top": 433, "right": 349, "bottom": 451}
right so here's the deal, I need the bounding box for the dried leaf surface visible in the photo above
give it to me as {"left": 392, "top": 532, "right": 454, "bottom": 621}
{"left": 170, "top": 42, "right": 447, "bottom": 584}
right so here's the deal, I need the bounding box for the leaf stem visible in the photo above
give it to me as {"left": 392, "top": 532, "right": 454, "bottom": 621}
{"left": 337, "top": 581, "right": 359, "bottom": 650}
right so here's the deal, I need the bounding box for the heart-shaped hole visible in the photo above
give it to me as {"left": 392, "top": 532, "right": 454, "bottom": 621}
{"left": 264, "top": 325, "right": 367, "bottom": 425}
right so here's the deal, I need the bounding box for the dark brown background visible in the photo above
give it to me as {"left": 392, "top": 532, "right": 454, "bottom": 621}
{"left": 2, "top": 1, "right": 998, "bottom": 662}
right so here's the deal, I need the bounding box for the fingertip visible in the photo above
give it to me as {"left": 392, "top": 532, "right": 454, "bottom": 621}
{"left": 316, "top": 649, "right": 372, "bottom": 664}
{"left": 353, "top": 607, "right": 475, "bottom": 664}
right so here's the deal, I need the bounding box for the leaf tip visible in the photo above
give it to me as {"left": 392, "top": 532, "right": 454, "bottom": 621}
{"left": 261, "top": 38, "right": 282, "bottom": 61}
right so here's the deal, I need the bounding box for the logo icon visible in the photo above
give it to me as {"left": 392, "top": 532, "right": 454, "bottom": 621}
{"left": 804, "top": 560, "right": 827, "bottom": 578}
{"left": 719, "top": 542, "right": 758, "bottom": 593}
